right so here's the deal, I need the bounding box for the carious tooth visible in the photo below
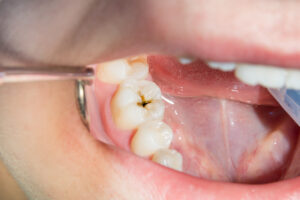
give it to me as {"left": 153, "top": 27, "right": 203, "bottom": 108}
{"left": 131, "top": 120, "right": 173, "bottom": 157}
{"left": 207, "top": 62, "right": 236, "bottom": 72}
{"left": 111, "top": 79, "right": 165, "bottom": 130}
{"left": 177, "top": 56, "right": 196, "bottom": 65}
{"left": 96, "top": 58, "right": 148, "bottom": 84}
{"left": 235, "top": 64, "right": 288, "bottom": 89}
{"left": 286, "top": 70, "right": 300, "bottom": 90}
{"left": 152, "top": 149, "right": 183, "bottom": 171}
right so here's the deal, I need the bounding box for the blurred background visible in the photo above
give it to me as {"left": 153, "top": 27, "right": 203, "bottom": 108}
{"left": 0, "top": 160, "right": 27, "bottom": 200}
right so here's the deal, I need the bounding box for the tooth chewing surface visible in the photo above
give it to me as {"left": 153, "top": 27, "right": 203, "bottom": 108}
{"left": 152, "top": 149, "right": 183, "bottom": 171}
{"left": 111, "top": 79, "right": 164, "bottom": 130}
{"left": 131, "top": 120, "right": 173, "bottom": 157}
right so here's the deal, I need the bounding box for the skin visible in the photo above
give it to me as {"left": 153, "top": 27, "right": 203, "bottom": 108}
{"left": 1, "top": 0, "right": 300, "bottom": 199}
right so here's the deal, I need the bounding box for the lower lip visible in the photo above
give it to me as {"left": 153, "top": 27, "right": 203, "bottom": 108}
{"left": 107, "top": 143, "right": 300, "bottom": 200}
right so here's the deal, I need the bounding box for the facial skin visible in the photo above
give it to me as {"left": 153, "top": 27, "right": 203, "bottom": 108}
{"left": 1, "top": 0, "right": 300, "bottom": 199}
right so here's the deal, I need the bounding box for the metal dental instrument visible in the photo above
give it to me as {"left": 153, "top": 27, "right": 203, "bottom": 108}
{"left": 0, "top": 66, "right": 94, "bottom": 129}
{"left": 0, "top": 66, "right": 94, "bottom": 84}
{"left": 268, "top": 88, "right": 300, "bottom": 127}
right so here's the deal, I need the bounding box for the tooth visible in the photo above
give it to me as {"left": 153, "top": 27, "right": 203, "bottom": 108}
{"left": 131, "top": 120, "right": 173, "bottom": 157}
{"left": 286, "top": 70, "right": 300, "bottom": 90}
{"left": 111, "top": 80, "right": 165, "bottom": 130}
{"left": 152, "top": 149, "right": 183, "bottom": 171}
{"left": 207, "top": 62, "right": 236, "bottom": 72}
{"left": 235, "top": 64, "right": 288, "bottom": 89}
{"left": 127, "top": 61, "right": 149, "bottom": 80}
{"left": 97, "top": 58, "right": 148, "bottom": 84}
{"left": 177, "top": 56, "right": 196, "bottom": 65}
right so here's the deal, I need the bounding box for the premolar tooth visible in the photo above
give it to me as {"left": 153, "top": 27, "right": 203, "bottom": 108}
{"left": 131, "top": 120, "right": 173, "bottom": 157}
{"left": 111, "top": 80, "right": 164, "bottom": 130}
{"left": 235, "top": 64, "right": 288, "bottom": 89}
{"left": 96, "top": 58, "right": 148, "bottom": 84}
{"left": 207, "top": 62, "right": 236, "bottom": 72}
{"left": 152, "top": 149, "right": 183, "bottom": 171}
{"left": 97, "top": 59, "right": 130, "bottom": 84}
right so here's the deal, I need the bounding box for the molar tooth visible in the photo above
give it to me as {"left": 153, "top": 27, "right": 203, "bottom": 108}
{"left": 111, "top": 80, "right": 164, "bottom": 130}
{"left": 96, "top": 58, "right": 148, "bottom": 84}
{"left": 207, "top": 62, "right": 236, "bottom": 72}
{"left": 131, "top": 120, "right": 173, "bottom": 157}
{"left": 152, "top": 149, "right": 183, "bottom": 171}
{"left": 235, "top": 64, "right": 288, "bottom": 89}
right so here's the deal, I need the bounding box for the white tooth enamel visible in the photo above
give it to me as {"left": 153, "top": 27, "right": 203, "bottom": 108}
{"left": 235, "top": 64, "right": 288, "bottom": 89}
{"left": 111, "top": 79, "right": 164, "bottom": 130}
{"left": 97, "top": 58, "right": 149, "bottom": 84}
{"left": 152, "top": 149, "right": 183, "bottom": 171}
{"left": 131, "top": 120, "right": 173, "bottom": 157}
{"left": 127, "top": 62, "right": 149, "bottom": 80}
{"left": 207, "top": 62, "right": 236, "bottom": 72}
{"left": 178, "top": 57, "right": 195, "bottom": 65}
{"left": 286, "top": 70, "right": 300, "bottom": 90}
{"left": 97, "top": 59, "right": 130, "bottom": 84}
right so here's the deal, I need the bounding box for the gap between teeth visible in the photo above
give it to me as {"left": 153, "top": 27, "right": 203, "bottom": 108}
{"left": 97, "top": 56, "right": 183, "bottom": 172}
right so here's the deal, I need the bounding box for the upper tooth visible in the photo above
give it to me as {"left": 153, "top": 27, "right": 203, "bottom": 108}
{"left": 131, "top": 120, "right": 173, "bottom": 157}
{"left": 152, "top": 149, "right": 183, "bottom": 171}
{"left": 96, "top": 58, "right": 148, "bottom": 84}
{"left": 111, "top": 79, "right": 165, "bottom": 130}
{"left": 177, "top": 56, "right": 196, "bottom": 65}
{"left": 207, "top": 62, "right": 236, "bottom": 72}
{"left": 286, "top": 70, "right": 300, "bottom": 90}
{"left": 235, "top": 64, "right": 288, "bottom": 89}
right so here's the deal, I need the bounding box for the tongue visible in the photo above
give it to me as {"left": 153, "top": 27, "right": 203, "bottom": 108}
{"left": 162, "top": 94, "right": 298, "bottom": 183}
{"left": 147, "top": 55, "right": 299, "bottom": 183}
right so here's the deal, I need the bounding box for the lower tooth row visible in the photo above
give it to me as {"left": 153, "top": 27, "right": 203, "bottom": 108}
{"left": 97, "top": 56, "right": 183, "bottom": 171}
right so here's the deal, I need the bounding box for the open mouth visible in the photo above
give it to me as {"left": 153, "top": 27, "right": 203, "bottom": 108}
{"left": 86, "top": 54, "right": 300, "bottom": 199}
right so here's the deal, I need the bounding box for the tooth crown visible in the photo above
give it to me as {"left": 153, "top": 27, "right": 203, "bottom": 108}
{"left": 111, "top": 79, "right": 164, "bottom": 130}
{"left": 97, "top": 59, "right": 131, "bottom": 84}
{"left": 131, "top": 120, "right": 173, "bottom": 157}
{"left": 235, "top": 64, "right": 300, "bottom": 89}
{"left": 152, "top": 149, "right": 183, "bottom": 171}
{"left": 97, "top": 58, "right": 149, "bottom": 84}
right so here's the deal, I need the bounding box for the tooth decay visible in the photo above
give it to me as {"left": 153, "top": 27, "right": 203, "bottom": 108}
{"left": 111, "top": 79, "right": 164, "bottom": 130}
{"left": 97, "top": 56, "right": 181, "bottom": 172}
